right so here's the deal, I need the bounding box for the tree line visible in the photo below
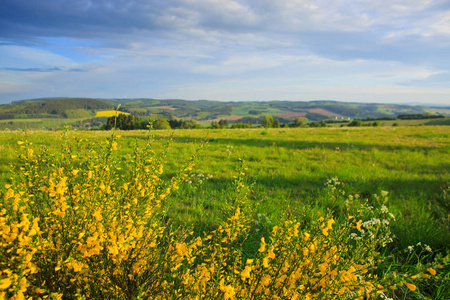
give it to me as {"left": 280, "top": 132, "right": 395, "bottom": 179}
{"left": 104, "top": 114, "right": 201, "bottom": 130}
{"left": 104, "top": 112, "right": 447, "bottom": 131}
{"left": 0, "top": 98, "right": 113, "bottom": 119}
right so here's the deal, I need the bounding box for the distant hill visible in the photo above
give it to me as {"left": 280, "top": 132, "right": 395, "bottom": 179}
{"left": 0, "top": 98, "right": 114, "bottom": 119}
{"left": 0, "top": 97, "right": 448, "bottom": 130}
{"left": 103, "top": 98, "right": 449, "bottom": 121}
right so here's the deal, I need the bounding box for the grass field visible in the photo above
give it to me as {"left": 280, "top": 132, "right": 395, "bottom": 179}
{"left": 1, "top": 126, "right": 449, "bottom": 252}
{"left": 0, "top": 118, "right": 87, "bottom": 130}
{"left": 1, "top": 126, "right": 449, "bottom": 298}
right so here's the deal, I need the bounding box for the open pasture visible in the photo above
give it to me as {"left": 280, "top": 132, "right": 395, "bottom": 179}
{"left": 1, "top": 125, "right": 449, "bottom": 299}
{"left": 1, "top": 126, "right": 449, "bottom": 252}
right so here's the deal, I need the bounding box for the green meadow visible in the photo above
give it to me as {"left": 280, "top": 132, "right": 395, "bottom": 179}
{"left": 1, "top": 126, "right": 449, "bottom": 253}
{"left": 1, "top": 125, "right": 449, "bottom": 299}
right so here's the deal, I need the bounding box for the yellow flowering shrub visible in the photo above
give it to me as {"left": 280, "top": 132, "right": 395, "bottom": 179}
{"left": 0, "top": 133, "right": 447, "bottom": 299}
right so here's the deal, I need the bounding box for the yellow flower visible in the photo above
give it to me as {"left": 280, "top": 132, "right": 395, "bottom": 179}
{"left": 0, "top": 278, "right": 12, "bottom": 290}
{"left": 322, "top": 219, "right": 335, "bottom": 236}
{"left": 258, "top": 237, "right": 266, "bottom": 252}
{"left": 219, "top": 279, "right": 235, "bottom": 300}
{"left": 263, "top": 257, "right": 270, "bottom": 268}
{"left": 93, "top": 210, "right": 102, "bottom": 221}
{"left": 261, "top": 275, "right": 271, "bottom": 286}
{"left": 108, "top": 245, "right": 119, "bottom": 255}
{"left": 240, "top": 266, "right": 251, "bottom": 282}
{"left": 175, "top": 242, "right": 187, "bottom": 256}
{"left": 428, "top": 267, "right": 436, "bottom": 275}
{"left": 303, "top": 232, "right": 310, "bottom": 241}
{"left": 405, "top": 282, "right": 416, "bottom": 291}
{"left": 356, "top": 220, "right": 363, "bottom": 230}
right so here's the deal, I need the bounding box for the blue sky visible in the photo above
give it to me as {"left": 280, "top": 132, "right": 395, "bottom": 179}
{"left": 1, "top": 0, "right": 449, "bottom": 105}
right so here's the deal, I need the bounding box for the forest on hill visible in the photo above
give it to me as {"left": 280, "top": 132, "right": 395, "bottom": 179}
{"left": 0, "top": 98, "right": 114, "bottom": 120}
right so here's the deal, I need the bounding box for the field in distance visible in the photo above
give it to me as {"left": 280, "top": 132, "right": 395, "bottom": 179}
{"left": 1, "top": 97, "right": 449, "bottom": 130}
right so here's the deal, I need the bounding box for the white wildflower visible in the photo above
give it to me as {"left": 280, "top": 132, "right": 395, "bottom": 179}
{"left": 349, "top": 233, "right": 358, "bottom": 239}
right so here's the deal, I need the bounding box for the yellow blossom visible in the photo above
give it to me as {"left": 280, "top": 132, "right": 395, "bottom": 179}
{"left": 93, "top": 210, "right": 102, "bottom": 221}
{"left": 322, "top": 219, "right": 335, "bottom": 236}
{"left": 219, "top": 279, "right": 235, "bottom": 300}
{"left": 176, "top": 242, "right": 188, "bottom": 256}
{"left": 0, "top": 278, "right": 12, "bottom": 290}
{"left": 240, "top": 266, "right": 252, "bottom": 282}
{"left": 263, "top": 257, "right": 270, "bottom": 268}
{"left": 405, "top": 282, "right": 416, "bottom": 291}
{"left": 267, "top": 249, "right": 275, "bottom": 259}
{"left": 356, "top": 219, "right": 363, "bottom": 230}
{"left": 258, "top": 237, "right": 266, "bottom": 252}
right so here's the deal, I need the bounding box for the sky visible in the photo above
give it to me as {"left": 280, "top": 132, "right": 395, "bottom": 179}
{"left": 1, "top": 0, "right": 450, "bottom": 105}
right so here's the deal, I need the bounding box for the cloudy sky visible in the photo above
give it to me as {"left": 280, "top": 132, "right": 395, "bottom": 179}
{"left": 1, "top": 0, "right": 450, "bottom": 105}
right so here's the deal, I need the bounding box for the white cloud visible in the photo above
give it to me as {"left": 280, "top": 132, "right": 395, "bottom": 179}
{"left": 1, "top": 0, "right": 449, "bottom": 104}
{"left": 429, "top": 11, "right": 450, "bottom": 35}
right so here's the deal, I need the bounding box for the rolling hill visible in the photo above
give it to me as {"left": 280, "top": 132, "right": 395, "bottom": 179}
{"left": 0, "top": 97, "right": 448, "bottom": 130}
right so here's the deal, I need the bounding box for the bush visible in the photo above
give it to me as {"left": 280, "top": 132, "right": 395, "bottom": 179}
{"left": 1, "top": 134, "right": 447, "bottom": 299}
{"left": 348, "top": 119, "right": 363, "bottom": 127}
{"left": 231, "top": 123, "right": 252, "bottom": 129}
{"left": 290, "top": 117, "right": 308, "bottom": 128}
{"left": 154, "top": 118, "right": 172, "bottom": 130}
{"left": 261, "top": 116, "right": 274, "bottom": 128}
{"left": 104, "top": 114, "right": 145, "bottom": 130}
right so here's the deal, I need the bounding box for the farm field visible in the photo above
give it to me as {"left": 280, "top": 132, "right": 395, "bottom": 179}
{"left": 0, "top": 118, "right": 86, "bottom": 130}
{"left": 96, "top": 110, "right": 130, "bottom": 117}
{"left": 1, "top": 126, "right": 449, "bottom": 298}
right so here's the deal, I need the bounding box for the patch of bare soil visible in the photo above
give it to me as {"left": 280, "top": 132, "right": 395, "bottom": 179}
{"left": 277, "top": 112, "right": 307, "bottom": 118}
{"left": 148, "top": 106, "right": 177, "bottom": 111}
{"left": 307, "top": 108, "right": 342, "bottom": 117}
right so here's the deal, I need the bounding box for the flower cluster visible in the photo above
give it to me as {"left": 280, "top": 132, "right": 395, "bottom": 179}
{"left": 184, "top": 169, "right": 213, "bottom": 185}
